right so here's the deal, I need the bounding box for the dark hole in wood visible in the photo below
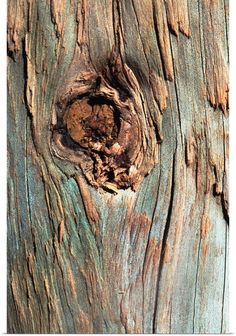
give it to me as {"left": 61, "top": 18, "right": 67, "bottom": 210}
{"left": 106, "top": 170, "right": 115, "bottom": 181}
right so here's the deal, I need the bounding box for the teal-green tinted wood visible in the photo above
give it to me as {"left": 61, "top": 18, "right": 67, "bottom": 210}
{"left": 7, "top": 0, "right": 229, "bottom": 333}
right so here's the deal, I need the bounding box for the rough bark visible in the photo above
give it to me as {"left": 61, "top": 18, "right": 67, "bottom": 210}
{"left": 7, "top": 0, "right": 229, "bottom": 333}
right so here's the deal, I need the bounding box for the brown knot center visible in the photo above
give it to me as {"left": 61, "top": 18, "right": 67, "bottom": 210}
{"left": 63, "top": 98, "right": 119, "bottom": 150}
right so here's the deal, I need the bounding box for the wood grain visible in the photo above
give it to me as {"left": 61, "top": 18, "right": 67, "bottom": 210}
{"left": 7, "top": 0, "right": 229, "bottom": 333}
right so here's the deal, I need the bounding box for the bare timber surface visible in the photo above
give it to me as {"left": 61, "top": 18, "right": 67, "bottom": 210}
{"left": 7, "top": 0, "right": 229, "bottom": 333}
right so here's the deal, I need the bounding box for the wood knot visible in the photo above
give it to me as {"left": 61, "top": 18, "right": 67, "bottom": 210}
{"left": 64, "top": 97, "right": 120, "bottom": 151}
{"left": 52, "top": 66, "right": 162, "bottom": 193}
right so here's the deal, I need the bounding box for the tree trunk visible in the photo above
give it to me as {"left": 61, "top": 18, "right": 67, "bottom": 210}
{"left": 7, "top": 0, "right": 229, "bottom": 333}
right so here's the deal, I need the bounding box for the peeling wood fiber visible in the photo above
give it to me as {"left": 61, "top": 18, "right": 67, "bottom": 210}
{"left": 8, "top": 0, "right": 229, "bottom": 334}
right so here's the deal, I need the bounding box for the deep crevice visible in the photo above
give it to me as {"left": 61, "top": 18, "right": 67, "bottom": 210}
{"left": 151, "top": 0, "right": 172, "bottom": 82}
{"left": 221, "top": 223, "right": 228, "bottom": 332}
{"left": 192, "top": 237, "right": 201, "bottom": 333}
{"left": 152, "top": 149, "right": 176, "bottom": 333}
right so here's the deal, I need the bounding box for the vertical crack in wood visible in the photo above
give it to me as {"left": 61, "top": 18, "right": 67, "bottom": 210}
{"left": 220, "top": 224, "right": 228, "bottom": 332}
{"left": 152, "top": 149, "right": 176, "bottom": 333}
{"left": 192, "top": 236, "right": 201, "bottom": 333}
{"left": 7, "top": 0, "right": 229, "bottom": 333}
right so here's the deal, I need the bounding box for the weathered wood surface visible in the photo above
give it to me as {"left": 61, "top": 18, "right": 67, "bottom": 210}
{"left": 7, "top": 0, "right": 229, "bottom": 333}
